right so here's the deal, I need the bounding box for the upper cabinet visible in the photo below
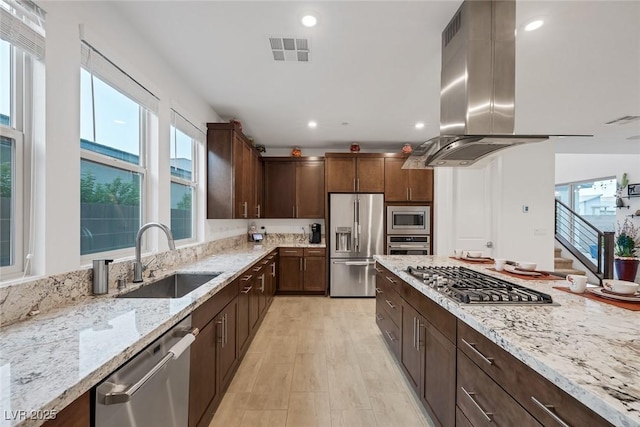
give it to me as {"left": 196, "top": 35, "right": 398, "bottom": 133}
{"left": 206, "top": 122, "right": 262, "bottom": 219}
{"left": 384, "top": 157, "right": 433, "bottom": 202}
{"left": 325, "top": 154, "right": 384, "bottom": 193}
{"left": 264, "top": 158, "right": 325, "bottom": 219}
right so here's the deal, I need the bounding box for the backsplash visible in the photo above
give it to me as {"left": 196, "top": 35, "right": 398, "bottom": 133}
{"left": 0, "top": 235, "right": 247, "bottom": 327}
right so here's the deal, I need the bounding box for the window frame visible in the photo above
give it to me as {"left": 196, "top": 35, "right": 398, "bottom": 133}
{"left": 79, "top": 68, "right": 152, "bottom": 263}
{"left": 169, "top": 122, "right": 199, "bottom": 243}
{"left": 0, "top": 42, "right": 28, "bottom": 277}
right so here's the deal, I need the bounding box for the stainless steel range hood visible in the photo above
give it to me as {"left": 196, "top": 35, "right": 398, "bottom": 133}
{"left": 405, "top": 0, "right": 552, "bottom": 168}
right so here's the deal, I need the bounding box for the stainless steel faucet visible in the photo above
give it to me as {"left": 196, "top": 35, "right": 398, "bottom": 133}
{"left": 133, "top": 222, "right": 176, "bottom": 283}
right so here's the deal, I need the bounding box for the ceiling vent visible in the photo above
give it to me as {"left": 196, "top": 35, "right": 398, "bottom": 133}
{"left": 604, "top": 115, "right": 640, "bottom": 125}
{"left": 269, "top": 37, "right": 310, "bottom": 62}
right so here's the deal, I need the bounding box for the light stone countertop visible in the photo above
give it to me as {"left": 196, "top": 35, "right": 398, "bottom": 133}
{"left": 374, "top": 255, "right": 640, "bottom": 427}
{"left": 0, "top": 242, "right": 324, "bottom": 427}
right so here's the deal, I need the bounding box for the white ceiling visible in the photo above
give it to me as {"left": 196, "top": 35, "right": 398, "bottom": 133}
{"left": 112, "top": 1, "right": 640, "bottom": 154}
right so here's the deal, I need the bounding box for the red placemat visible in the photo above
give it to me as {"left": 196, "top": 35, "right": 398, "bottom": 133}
{"left": 485, "top": 267, "right": 565, "bottom": 281}
{"left": 449, "top": 256, "right": 493, "bottom": 265}
{"left": 553, "top": 286, "right": 640, "bottom": 311}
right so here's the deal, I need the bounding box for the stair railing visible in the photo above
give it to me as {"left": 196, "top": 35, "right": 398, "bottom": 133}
{"left": 554, "top": 199, "right": 614, "bottom": 283}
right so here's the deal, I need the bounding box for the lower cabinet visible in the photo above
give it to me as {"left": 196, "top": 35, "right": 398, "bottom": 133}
{"left": 42, "top": 392, "right": 90, "bottom": 427}
{"left": 278, "top": 248, "right": 326, "bottom": 293}
{"left": 375, "top": 261, "right": 614, "bottom": 427}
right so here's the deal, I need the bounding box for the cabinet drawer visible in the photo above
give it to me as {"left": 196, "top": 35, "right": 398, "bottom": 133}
{"left": 304, "top": 247, "right": 326, "bottom": 256}
{"left": 458, "top": 351, "right": 542, "bottom": 427}
{"left": 377, "top": 279, "right": 402, "bottom": 328}
{"left": 280, "top": 248, "right": 304, "bottom": 257}
{"left": 193, "top": 278, "right": 238, "bottom": 330}
{"left": 458, "top": 321, "right": 613, "bottom": 427}
{"left": 376, "top": 308, "right": 400, "bottom": 359}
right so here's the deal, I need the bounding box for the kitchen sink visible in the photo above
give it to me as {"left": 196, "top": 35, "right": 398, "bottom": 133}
{"left": 119, "top": 273, "right": 221, "bottom": 298}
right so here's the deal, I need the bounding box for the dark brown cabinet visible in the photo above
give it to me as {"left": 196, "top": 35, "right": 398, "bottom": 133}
{"left": 325, "top": 154, "right": 384, "bottom": 193}
{"left": 384, "top": 157, "right": 434, "bottom": 202}
{"left": 278, "top": 248, "right": 326, "bottom": 293}
{"left": 217, "top": 299, "right": 238, "bottom": 391}
{"left": 423, "top": 321, "right": 456, "bottom": 427}
{"left": 188, "top": 314, "right": 219, "bottom": 427}
{"left": 263, "top": 158, "right": 324, "bottom": 218}
{"left": 42, "top": 392, "right": 90, "bottom": 427}
{"left": 206, "top": 122, "right": 261, "bottom": 219}
{"left": 401, "top": 302, "right": 423, "bottom": 393}
{"left": 237, "top": 275, "right": 252, "bottom": 356}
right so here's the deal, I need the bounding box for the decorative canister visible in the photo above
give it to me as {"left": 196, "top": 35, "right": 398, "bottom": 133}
{"left": 402, "top": 143, "right": 413, "bottom": 154}
{"left": 350, "top": 143, "right": 361, "bottom": 153}
{"left": 291, "top": 147, "right": 302, "bottom": 157}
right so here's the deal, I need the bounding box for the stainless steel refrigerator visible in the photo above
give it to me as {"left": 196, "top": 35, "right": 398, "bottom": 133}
{"left": 329, "top": 193, "right": 384, "bottom": 297}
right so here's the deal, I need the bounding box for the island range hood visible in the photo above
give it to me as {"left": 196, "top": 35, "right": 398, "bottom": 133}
{"left": 405, "top": 0, "right": 555, "bottom": 168}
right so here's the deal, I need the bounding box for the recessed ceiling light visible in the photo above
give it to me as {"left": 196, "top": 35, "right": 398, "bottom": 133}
{"left": 341, "top": 122, "right": 349, "bottom": 126}
{"left": 415, "top": 122, "right": 425, "bottom": 129}
{"left": 524, "top": 20, "right": 544, "bottom": 32}
{"left": 308, "top": 121, "right": 317, "bottom": 128}
{"left": 302, "top": 15, "right": 317, "bottom": 28}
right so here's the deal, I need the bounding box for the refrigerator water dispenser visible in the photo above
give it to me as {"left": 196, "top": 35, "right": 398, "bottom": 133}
{"left": 335, "top": 227, "right": 352, "bottom": 252}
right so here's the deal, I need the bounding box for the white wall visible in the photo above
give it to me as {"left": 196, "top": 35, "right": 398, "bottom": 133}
{"left": 39, "top": 2, "right": 222, "bottom": 276}
{"left": 434, "top": 142, "right": 555, "bottom": 270}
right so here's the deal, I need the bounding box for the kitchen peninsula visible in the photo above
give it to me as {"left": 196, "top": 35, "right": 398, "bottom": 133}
{"left": 374, "top": 255, "right": 640, "bottom": 427}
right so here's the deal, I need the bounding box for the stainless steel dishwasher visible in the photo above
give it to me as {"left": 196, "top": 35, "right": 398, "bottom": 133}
{"left": 94, "top": 315, "right": 198, "bottom": 427}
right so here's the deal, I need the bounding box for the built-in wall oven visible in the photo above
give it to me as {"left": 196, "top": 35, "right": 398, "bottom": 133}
{"left": 387, "top": 236, "right": 430, "bottom": 255}
{"left": 386, "top": 205, "right": 430, "bottom": 235}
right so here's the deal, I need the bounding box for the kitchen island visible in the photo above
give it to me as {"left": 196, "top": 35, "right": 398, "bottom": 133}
{"left": 374, "top": 255, "right": 640, "bottom": 427}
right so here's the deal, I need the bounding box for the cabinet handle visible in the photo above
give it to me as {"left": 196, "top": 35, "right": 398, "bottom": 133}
{"left": 241, "top": 286, "right": 252, "bottom": 294}
{"left": 216, "top": 319, "right": 223, "bottom": 344}
{"left": 461, "top": 387, "right": 493, "bottom": 423}
{"left": 375, "top": 287, "right": 382, "bottom": 294}
{"left": 299, "top": 258, "right": 303, "bottom": 271}
{"left": 461, "top": 338, "right": 494, "bottom": 365}
{"left": 413, "top": 317, "right": 418, "bottom": 350}
{"left": 531, "top": 396, "right": 571, "bottom": 427}
{"left": 241, "top": 275, "right": 253, "bottom": 281}
{"left": 409, "top": 187, "right": 412, "bottom": 201}
{"left": 304, "top": 258, "right": 307, "bottom": 271}
{"left": 256, "top": 204, "right": 261, "bottom": 218}
{"left": 243, "top": 202, "right": 248, "bottom": 218}
{"left": 385, "top": 276, "right": 396, "bottom": 284}
{"left": 374, "top": 267, "right": 383, "bottom": 273}
{"left": 375, "top": 313, "right": 383, "bottom": 321}
{"left": 385, "top": 300, "right": 396, "bottom": 309}
{"left": 253, "top": 266, "right": 262, "bottom": 272}
{"left": 357, "top": 178, "right": 360, "bottom": 192}
{"left": 384, "top": 330, "right": 396, "bottom": 342}
{"left": 307, "top": 250, "right": 322, "bottom": 254}
{"left": 259, "top": 274, "right": 265, "bottom": 292}
{"left": 283, "top": 250, "right": 298, "bottom": 254}
{"left": 406, "top": 188, "right": 409, "bottom": 201}
{"left": 271, "top": 263, "right": 276, "bottom": 277}
{"left": 353, "top": 178, "right": 356, "bottom": 192}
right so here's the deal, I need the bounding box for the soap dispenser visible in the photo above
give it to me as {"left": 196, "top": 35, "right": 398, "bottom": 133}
{"left": 92, "top": 259, "right": 114, "bottom": 295}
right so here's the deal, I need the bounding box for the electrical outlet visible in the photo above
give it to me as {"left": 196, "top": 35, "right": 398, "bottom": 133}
{"left": 522, "top": 205, "right": 529, "bottom": 213}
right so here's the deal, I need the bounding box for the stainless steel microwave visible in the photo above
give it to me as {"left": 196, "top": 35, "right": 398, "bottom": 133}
{"left": 386, "top": 206, "right": 430, "bottom": 235}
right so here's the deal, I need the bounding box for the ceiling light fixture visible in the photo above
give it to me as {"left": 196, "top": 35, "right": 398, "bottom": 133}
{"left": 524, "top": 19, "right": 544, "bottom": 32}
{"left": 415, "top": 122, "right": 425, "bottom": 129}
{"left": 302, "top": 15, "right": 317, "bottom": 28}
{"left": 308, "top": 121, "right": 317, "bottom": 128}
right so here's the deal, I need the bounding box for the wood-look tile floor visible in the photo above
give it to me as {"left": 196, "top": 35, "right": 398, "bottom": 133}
{"left": 210, "top": 296, "right": 435, "bottom": 427}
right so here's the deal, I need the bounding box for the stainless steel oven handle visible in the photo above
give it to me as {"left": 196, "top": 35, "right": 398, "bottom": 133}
{"left": 387, "top": 245, "right": 429, "bottom": 249}
{"left": 103, "top": 329, "right": 199, "bottom": 405}
{"left": 331, "top": 260, "right": 374, "bottom": 266}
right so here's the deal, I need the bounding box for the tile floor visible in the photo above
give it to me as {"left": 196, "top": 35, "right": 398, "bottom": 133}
{"left": 209, "top": 296, "right": 434, "bottom": 427}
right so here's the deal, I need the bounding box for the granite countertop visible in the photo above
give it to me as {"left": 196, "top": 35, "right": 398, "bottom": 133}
{"left": 374, "top": 255, "right": 640, "bottom": 427}
{"left": 0, "top": 241, "right": 324, "bottom": 427}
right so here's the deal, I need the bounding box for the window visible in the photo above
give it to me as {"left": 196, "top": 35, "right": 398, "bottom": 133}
{"left": 80, "top": 41, "right": 158, "bottom": 256}
{"left": 1, "top": 0, "right": 46, "bottom": 276}
{"left": 170, "top": 110, "right": 202, "bottom": 241}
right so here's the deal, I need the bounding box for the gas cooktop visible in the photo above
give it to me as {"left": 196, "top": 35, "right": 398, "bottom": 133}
{"left": 406, "top": 266, "right": 554, "bottom": 305}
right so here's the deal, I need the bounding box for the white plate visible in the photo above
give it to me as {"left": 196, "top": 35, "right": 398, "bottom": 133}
{"left": 459, "top": 256, "right": 493, "bottom": 263}
{"left": 587, "top": 287, "right": 640, "bottom": 303}
{"left": 503, "top": 264, "right": 542, "bottom": 276}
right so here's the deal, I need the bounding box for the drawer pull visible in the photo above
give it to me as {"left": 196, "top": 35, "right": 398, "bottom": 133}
{"left": 241, "top": 275, "right": 253, "bottom": 281}
{"left": 531, "top": 396, "right": 571, "bottom": 427}
{"left": 241, "top": 286, "right": 253, "bottom": 294}
{"left": 283, "top": 250, "right": 299, "bottom": 253}
{"left": 385, "top": 300, "right": 396, "bottom": 309}
{"left": 375, "top": 313, "right": 383, "bottom": 321}
{"left": 253, "top": 266, "right": 262, "bottom": 272}
{"left": 384, "top": 330, "right": 396, "bottom": 342}
{"left": 385, "top": 276, "right": 396, "bottom": 284}
{"left": 374, "top": 267, "right": 383, "bottom": 273}
{"left": 461, "top": 387, "right": 493, "bottom": 423}
{"left": 375, "top": 287, "right": 382, "bottom": 294}
{"left": 461, "top": 338, "right": 494, "bottom": 365}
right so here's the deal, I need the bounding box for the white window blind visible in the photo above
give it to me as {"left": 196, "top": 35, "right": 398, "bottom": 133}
{"left": 0, "top": 0, "right": 46, "bottom": 59}
{"left": 81, "top": 41, "right": 159, "bottom": 113}
{"left": 171, "top": 109, "right": 204, "bottom": 141}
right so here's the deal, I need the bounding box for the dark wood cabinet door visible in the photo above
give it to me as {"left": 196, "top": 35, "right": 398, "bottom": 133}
{"left": 249, "top": 275, "right": 260, "bottom": 331}
{"left": 356, "top": 157, "right": 384, "bottom": 192}
{"left": 257, "top": 272, "right": 268, "bottom": 316}
{"left": 233, "top": 136, "right": 245, "bottom": 218}
{"left": 253, "top": 152, "right": 263, "bottom": 218}
{"left": 384, "top": 157, "right": 409, "bottom": 201}
{"left": 242, "top": 142, "right": 253, "bottom": 218}
{"left": 264, "top": 161, "right": 296, "bottom": 218}
{"left": 401, "top": 302, "right": 423, "bottom": 394}
{"left": 326, "top": 157, "right": 356, "bottom": 192}
{"left": 296, "top": 160, "right": 325, "bottom": 218}
{"left": 303, "top": 256, "right": 326, "bottom": 291}
{"left": 237, "top": 280, "right": 251, "bottom": 356}
{"left": 218, "top": 300, "right": 238, "bottom": 391}
{"left": 423, "top": 323, "right": 456, "bottom": 427}
{"left": 278, "top": 256, "right": 303, "bottom": 291}
{"left": 43, "top": 392, "right": 89, "bottom": 427}
{"left": 408, "top": 169, "right": 433, "bottom": 202}
{"left": 189, "top": 319, "right": 218, "bottom": 427}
